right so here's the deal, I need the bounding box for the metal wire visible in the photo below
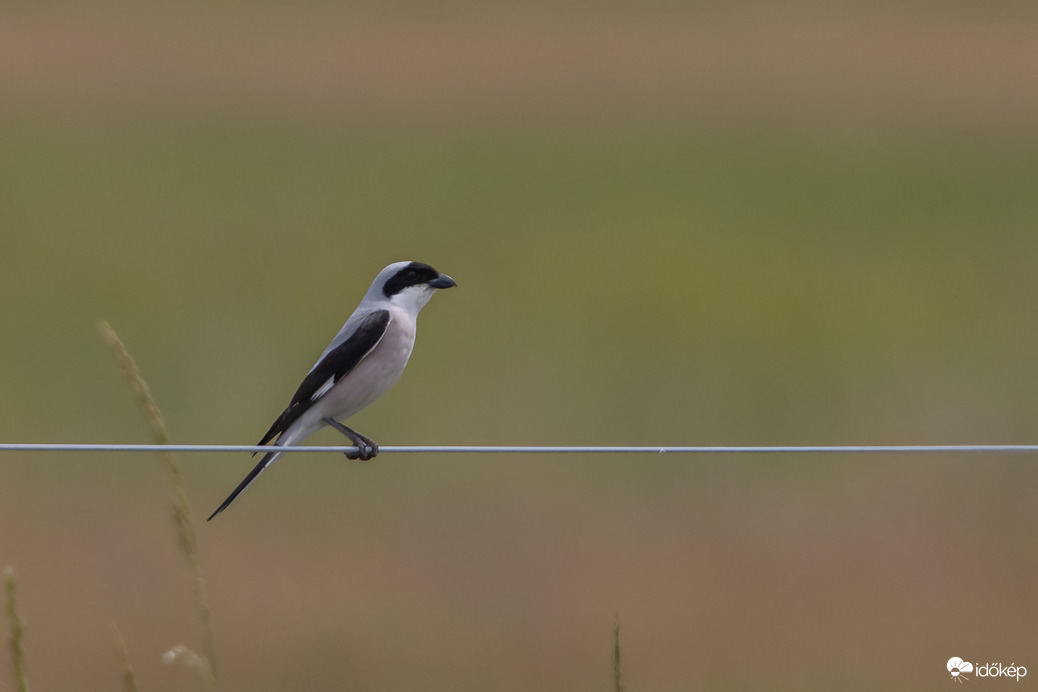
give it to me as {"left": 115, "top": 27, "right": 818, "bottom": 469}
{"left": 1, "top": 443, "right": 1038, "bottom": 454}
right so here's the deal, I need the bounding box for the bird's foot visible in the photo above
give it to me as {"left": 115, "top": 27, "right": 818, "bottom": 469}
{"left": 345, "top": 435, "right": 378, "bottom": 461}
{"left": 324, "top": 418, "right": 379, "bottom": 461}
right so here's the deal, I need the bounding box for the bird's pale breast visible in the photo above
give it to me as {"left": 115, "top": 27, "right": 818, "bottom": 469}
{"left": 309, "top": 307, "right": 417, "bottom": 423}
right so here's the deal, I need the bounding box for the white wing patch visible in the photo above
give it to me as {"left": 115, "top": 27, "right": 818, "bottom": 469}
{"left": 310, "top": 377, "right": 336, "bottom": 402}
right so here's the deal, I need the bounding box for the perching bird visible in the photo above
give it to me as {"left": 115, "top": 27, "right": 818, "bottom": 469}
{"left": 207, "top": 261, "right": 456, "bottom": 520}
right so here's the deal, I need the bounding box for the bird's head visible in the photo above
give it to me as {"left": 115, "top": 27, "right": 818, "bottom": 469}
{"left": 370, "top": 261, "right": 456, "bottom": 315}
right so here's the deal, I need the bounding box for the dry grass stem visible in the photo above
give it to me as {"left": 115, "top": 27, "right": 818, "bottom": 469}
{"left": 100, "top": 321, "right": 218, "bottom": 689}
{"left": 613, "top": 612, "right": 625, "bottom": 692}
{"left": 111, "top": 625, "right": 141, "bottom": 692}
{"left": 5, "top": 566, "right": 30, "bottom": 692}
{"left": 163, "top": 644, "right": 218, "bottom": 688}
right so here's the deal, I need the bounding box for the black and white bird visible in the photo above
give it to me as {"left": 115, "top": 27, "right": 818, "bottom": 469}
{"left": 207, "top": 261, "right": 456, "bottom": 520}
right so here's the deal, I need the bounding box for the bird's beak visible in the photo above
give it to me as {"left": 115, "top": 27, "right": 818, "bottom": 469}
{"left": 428, "top": 273, "right": 457, "bottom": 289}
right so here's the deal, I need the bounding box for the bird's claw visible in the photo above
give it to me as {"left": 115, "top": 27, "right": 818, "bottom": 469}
{"left": 324, "top": 418, "right": 379, "bottom": 461}
{"left": 345, "top": 442, "right": 378, "bottom": 461}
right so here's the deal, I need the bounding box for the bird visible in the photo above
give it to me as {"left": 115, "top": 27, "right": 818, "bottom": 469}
{"left": 207, "top": 261, "right": 456, "bottom": 520}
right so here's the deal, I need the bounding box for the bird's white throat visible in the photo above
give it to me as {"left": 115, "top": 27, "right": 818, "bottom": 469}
{"left": 390, "top": 284, "right": 436, "bottom": 316}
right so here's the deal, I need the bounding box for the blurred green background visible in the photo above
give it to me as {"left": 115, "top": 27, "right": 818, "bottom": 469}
{"left": 3, "top": 2, "right": 1038, "bottom": 690}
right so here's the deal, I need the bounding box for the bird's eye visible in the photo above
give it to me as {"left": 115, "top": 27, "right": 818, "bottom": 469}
{"left": 407, "top": 270, "right": 418, "bottom": 281}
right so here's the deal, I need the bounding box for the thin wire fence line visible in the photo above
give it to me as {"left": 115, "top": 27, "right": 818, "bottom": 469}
{"left": 2, "top": 443, "right": 1038, "bottom": 455}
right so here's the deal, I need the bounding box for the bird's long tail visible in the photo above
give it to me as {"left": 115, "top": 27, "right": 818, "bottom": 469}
{"left": 206, "top": 448, "right": 283, "bottom": 521}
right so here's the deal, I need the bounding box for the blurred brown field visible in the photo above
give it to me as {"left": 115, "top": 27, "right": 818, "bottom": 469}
{"left": 2, "top": 3, "right": 1038, "bottom": 691}
{"left": 1, "top": 4, "right": 1038, "bottom": 126}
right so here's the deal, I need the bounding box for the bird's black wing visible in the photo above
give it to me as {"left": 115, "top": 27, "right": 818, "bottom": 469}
{"left": 255, "top": 310, "right": 391, "bottom": 448}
